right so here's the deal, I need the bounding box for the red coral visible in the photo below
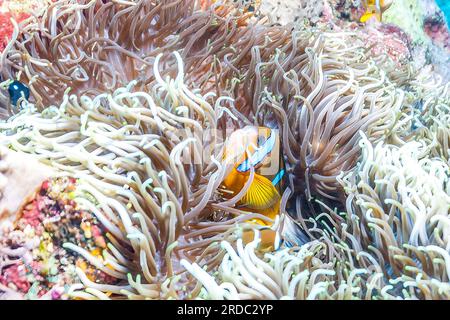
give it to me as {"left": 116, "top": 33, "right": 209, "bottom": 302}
{"left": 424, "top": 15, "right": 450, "bottom": 51}
{"left": 22, "top": 200, "right": 43, "bottom": 228}
{"left": 0, "top": 0, "right": 31, "bottom": 52}
{"left": 41, "top": 180, "right": 50, "bottom": 192}
{"left": 0, "top": 11, "right": 14, "bottom": 52}
{"left": 0, "top": 264, "right": 31, "bottom": 293}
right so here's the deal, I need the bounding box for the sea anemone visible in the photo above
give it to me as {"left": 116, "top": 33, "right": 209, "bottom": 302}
{"left": 0, "top": 50, "right": 270, "bottom": 299}
{"left": 407, "top": 69, "right": 450, "bottom": 164}
{"left": 335, "top": 133, "right": 450, "bottom": 298}
{"left": 0, "top": 0, "right": 228, "bottom": 109}
{"left": 0, "top": 0, "right": 408, "bottom": 208}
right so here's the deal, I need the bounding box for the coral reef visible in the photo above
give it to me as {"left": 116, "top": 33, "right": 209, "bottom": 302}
{"left": 0, "top": 0, "right": 48, "bottom": 51}
{"left": 259, "top": 0, "right": 325, "bottom": 25}
{"left": 0, "top": 146, "right": 54, "bottom": 224}
{"left": 0, "top": 176, "right": 115, "bottom": 299}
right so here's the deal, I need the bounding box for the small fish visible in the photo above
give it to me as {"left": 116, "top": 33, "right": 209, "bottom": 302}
{"left": 360, "top": 0, "right": 393, "bottom": 23}
{"left": 221, "top": 126, "right": 285, "bottom": 227}
{"left": 8, "top": 80, "right": 30, "bottom": 108}
{"left": 241, "top": 227, "right": 283, "bottom": 252}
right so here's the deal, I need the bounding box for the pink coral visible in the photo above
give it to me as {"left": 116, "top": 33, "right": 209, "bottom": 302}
{"left": 0, "top": 177, "right": 116, "bottom": 299}
{"left": 0, "top": 0, "right": 53, "bottom": 52}
{"left": 424, "top": 15, "right": 450, "bottom": 51}
{"left": 21, "top": 200, "right": 44, "bottom": 228}
{"left": 0, "top": 264, "right": 30, "bottom": 293}
{"left": 356, "top": 24, "right": 411, "bottom": 64}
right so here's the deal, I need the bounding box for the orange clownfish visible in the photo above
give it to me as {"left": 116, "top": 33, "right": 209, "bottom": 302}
{"left": 220, "top": 126, "right": 285, "bottom": 251}
{"left": 360, "top": 0, "right": 393, "bottom": 23}
{"left": 241, "top": 227, "right": 283, "bottom": 253}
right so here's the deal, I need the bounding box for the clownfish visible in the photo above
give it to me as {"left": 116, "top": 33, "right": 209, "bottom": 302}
{"left": 220, "top": 126, "right": 285, "bottom": 251}
{"left": 8, "top": 80, "right": 30, "bottom": 107}
{"left": 241, "top": 227, "right": 282, "bottom": 253}
{"left": 360, "top": 0, "right": 393, "bottom": 23}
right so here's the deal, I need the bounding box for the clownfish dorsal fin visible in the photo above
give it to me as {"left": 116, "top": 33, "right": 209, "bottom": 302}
{"left": 240, "top": 174, "right": 281, "bottom": 210}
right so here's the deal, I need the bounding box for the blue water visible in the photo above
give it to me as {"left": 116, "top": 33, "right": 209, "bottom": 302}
{"left": 436, "top": 0, "right": 450, "bottom": 28}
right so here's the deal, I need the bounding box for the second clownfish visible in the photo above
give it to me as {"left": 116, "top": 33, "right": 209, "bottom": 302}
{"left": 360, "top": 0, "right": 393, "bottom": 23}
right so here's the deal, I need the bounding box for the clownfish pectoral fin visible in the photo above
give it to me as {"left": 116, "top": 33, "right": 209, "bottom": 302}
{"left": 240, "top": 174, "right": 281, "bottom": 210}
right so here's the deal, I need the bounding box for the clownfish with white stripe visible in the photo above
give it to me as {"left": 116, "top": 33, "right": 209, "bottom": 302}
{"left": 360, "top": 0, "right": 393, "bottom": 23}
{"left": 220, "top": 126, "right": 285, "bottom": 252}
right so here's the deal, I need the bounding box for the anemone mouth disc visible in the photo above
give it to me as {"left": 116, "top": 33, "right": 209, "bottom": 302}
{"left": 0, "top": 0, "right": 449, "bottom": 301}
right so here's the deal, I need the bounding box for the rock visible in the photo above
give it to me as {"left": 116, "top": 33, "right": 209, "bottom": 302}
{"left": 0, "top": 146, "right": 54, "bottom": 232}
